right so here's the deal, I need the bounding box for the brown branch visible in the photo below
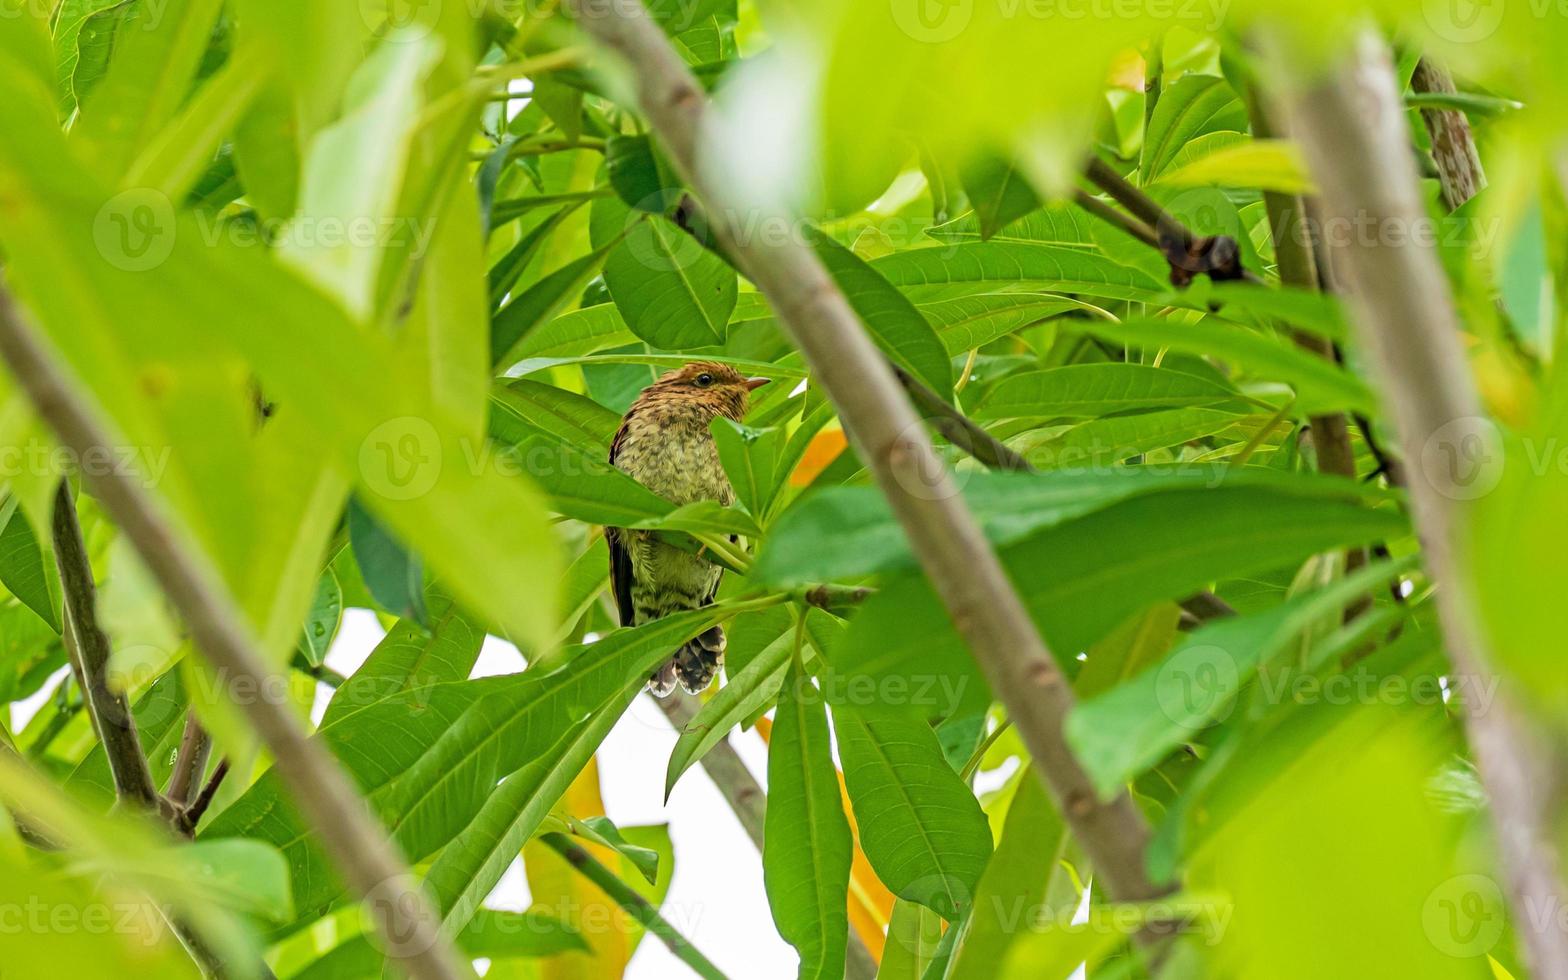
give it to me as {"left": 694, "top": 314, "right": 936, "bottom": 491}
{"left": 567, "top": 0, "right": 1167, "bottom": 915}
{"left": 1073, "top": 189, "right": 1159, "bottom": 249}
{"left": 542, "top": 834, "right": 728, "bottom": 980}
{"left": 176, "top": 757, "right": 230, "bottom": 837}
{"left": 1082, "top": 156, "right": 1264, "bottom": 287}
{"left": 52, "top": 481, "right": 166, "bottom": 815}
{"left": 166, "top": 712, "right": 212, "bottom": 808}
{"left": 893, "top": 367, "right": 1032, "bottom": 472}
{"left": 1411, "top": 58, "right": 1487, "bottom": 211}
{"left": 0, "top": 287, "right": 472, "bottom": 980}
{"left": 1274, "top": 28, "right": 1568, "bottom": 980}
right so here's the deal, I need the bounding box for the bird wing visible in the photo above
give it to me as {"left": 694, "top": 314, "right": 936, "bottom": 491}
{"left": 606, "top": 414, "right": 637, "bottom": 627}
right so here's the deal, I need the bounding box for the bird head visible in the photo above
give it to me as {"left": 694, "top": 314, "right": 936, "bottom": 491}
{"left": 643, "top": 361, "right": 770, "bottom": 421}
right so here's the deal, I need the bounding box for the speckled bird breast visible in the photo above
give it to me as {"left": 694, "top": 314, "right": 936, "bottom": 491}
{"left": 613, "top": 407, "right": 735, "bottom": 508}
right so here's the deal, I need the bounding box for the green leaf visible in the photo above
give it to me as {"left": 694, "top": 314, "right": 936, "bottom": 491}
{"left": 1154, "top": 139, "right": 1316, "bottom": 194}
{"left": 71, "top": 0, "right": 226, "bottom": 175}
{"left": 828, "top": 483, "right": 1407, "bottom": 721}
{"left": 808, "top": 226, "right": 953, "bottom": 395}
{"left": 421, "top": 704, "right": 630, "bottom": 938}
{"left": 487, "top": 394, "right": 677, "bottom": 526}
{"left": 567, "top": 815, "right": 662, "bottom": 885}
{"left": 494, "top": 379, "right": 622, "bottom": 455}
{"left": 765, "top": 659, "right": 852, "bottom": 980}
{"left": 295, "top": 568, "right": 343, "bottom": 667}
{"left": 489, "top": 204, "right": 581, "bottom": 309}
{"left": 319, "top": 588, "right": 483, "bottom": 729}
{"left": 833, "top": 708, "right": 992, "bottom": 920}
{"left": 976, "top": 364, "right": 1237, "bottom": 419}
{"left": 1074, "top": 317, "right": 1374, "bottom": 414}
{"left": 1016, "top": 407, "right": 1246, "bottom": 469}
{"left": 1140, "top": 73, "right": 1247, "bottom": 180}
{"left": 0, "top": 495, "right": 58, "bottom": 631}
{"left": 947, "top": 769, "right": 1065, "bottom": 980}
{"left": 959, "top": 156, "right": 1040, "bottom": 241}
{"left": 606, "top": 133, "right": 682, "bottom": 212}
{"left": 871, "top": 243, "right": 1168, "bottom": 305}
{"left": 920, "top": 293, "right": 1083, "bottom": 354}
{"left": 665, "top": 621, "right": 794, "bottom": 798}
{"left": 1066, "top": 558, "right": 1414, "bottom": 798}
{"left": 1207, "top": 282, "right": 1350, "bottom": 342}
{"left": 756, "top": 467, "right": 1348, "bottom": 587}
{"left": 591, "top": 195, "right": 736, "bottom": 349}
{"left": 711, "top": 418, "right": 782, "bottom": 517}
{"left": 512, "top": 303, "right": 637, "bottom": 360}
{"left": 291, "top": 910, "right": 585, "bottom": 979}
{"left": 206, "top": 609, "right": 723, "bottom": 927}
{"left": 925, "top": 204, "right": 1097, "bottom": 248}
{"left": 347, "top": 497, "right": 426, "bottom": 624}
{"left": 492, "top": 241, "right": 619, "bottom": 370}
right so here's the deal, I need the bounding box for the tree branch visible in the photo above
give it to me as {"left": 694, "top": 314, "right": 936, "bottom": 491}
{"left": 542, "top": 833, "right": 728, "bottom": 980}
{"left": 52, "top": 481, "right": 165, "bottom": 814}
{"left": 166, "top": 712, "right": 212, "bottom": 809}
{"left": 1082, "top": 156, "right": 1264, "bottom": 287}
{"left": 1274, "top": 28, "right": 1568, "bottom": 980}
{"left": 566, "top": 0, "right": 1166, "bottom": 910}
{"left": 1410, "top": 58, "right": 1487, "bottom": 211}
{"left": 0, "top": 287, "right": 472, "bottom": 980}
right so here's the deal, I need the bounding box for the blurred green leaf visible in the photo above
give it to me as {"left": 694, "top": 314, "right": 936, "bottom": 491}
{"left": 1066, "top": 557, "right": 1415, "bottom": 799}
{"left": 872, "top": 243, "right": 1168, "bottom": 304}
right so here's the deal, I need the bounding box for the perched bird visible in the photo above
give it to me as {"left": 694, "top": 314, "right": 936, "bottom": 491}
{"left": 606, "top": 361, "right": 770, "bottom": 696}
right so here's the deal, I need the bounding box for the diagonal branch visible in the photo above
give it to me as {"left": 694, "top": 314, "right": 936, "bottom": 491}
{"left": 0, "top": 287, "right": 472, "bottom": 980}
{"left": 565, "top": 0, "right": 1166, "bottom": 915}
{"left": 1274, "top": 28, "right": 1568, "bottom": 980}
{"left": 52, "top": 480, "right": 165, "bottom": 814}
{"left": 542, "top": 833, "right": 728, "bottom": 980}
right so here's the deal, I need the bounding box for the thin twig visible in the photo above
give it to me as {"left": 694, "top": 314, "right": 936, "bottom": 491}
{"left": 177, "top": 757, "right": 230, "bottom": 837}
{"left": 542, "top": 833, "right": 728, "bottom": 980}
{"left": 1073, "top": 189, "right": 1159, "bottom": 248}
{"left": 893, "top": 367, "right": 1032, "bottom": 472}
{"left": 0, "top": 287, "right": 472, "bottom": 980}
{"left": 1274, "top": 28, "right": 1568, "bottom": 980}
{"left": 52, "top": 481, "right": 165, "bottom": 814}
{"left": 166, "top": 712, "right": 212, "bottom": 808}
{"left": 566, "top": 0, "right": 1168, "bottom": 915}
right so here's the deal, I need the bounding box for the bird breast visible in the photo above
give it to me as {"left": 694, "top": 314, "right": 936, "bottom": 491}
{"left": 613, "top": 407, "right": 735, "bottom": 507}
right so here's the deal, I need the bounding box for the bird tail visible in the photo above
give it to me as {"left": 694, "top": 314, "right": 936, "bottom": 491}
{"left": 647, "top": 624, "right": 726, "bottom": 697}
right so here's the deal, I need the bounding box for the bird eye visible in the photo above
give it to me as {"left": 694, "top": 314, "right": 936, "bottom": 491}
{"left": 694, "top": 373, "right": 714, "bottom": 388}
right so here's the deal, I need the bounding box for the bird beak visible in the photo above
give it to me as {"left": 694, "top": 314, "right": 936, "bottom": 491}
{"left": 744, "top": 377, "right": 771, "bottom": 391}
